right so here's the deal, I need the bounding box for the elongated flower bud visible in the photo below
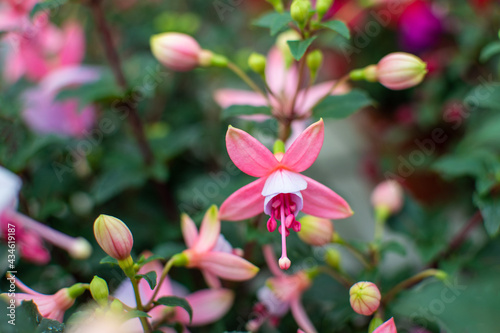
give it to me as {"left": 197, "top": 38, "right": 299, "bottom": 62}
{"left": 248, "top": 53, "right": 267, "bottom": 75}
{"left": 90, "top": 276, "right": 109, "bottom": 307}
{"left": 324, "top": 247, "right": 341, "bottom": 270}
{"left": 291, "top": 0, "right": 312, "bottom": 26}
{"left": 316, "top": 0, "right": 333, "bottom": 18}
{"left": 93, "top": 215, "right": 133, "bottom": 261}
{"left": 151, "top": 33, "right": 202, "bottom": 71}
{"left": 349, "top": 281, "right": 381, "bottom": 316}
{"left": 298, "top": 215, "right": 333, "bottom": 246}
{"left": 371, "top": 180, "right": 404, "bottom": 216}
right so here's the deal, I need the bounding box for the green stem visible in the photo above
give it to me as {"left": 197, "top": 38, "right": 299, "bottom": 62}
{"left": 382, "top": 269, "right": 443, "bottom": 306}
{"left": 145, "top": 258, "right": 175, "bottom": 309}
{"left": 333, "top": 236, "right": 371, "bottom": 269}
{"left": 227, "top": 62, "right": 270, "bottom": 104}
{"left": 131, "top": 277, "right": 152, "bottom": 333}
{"left": 318, "top": 266, "right": 354, "bottom": 289}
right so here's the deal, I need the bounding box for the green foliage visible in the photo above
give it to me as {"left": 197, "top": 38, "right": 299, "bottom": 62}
{"left": 136, "top": 271, "right": 158, "bottom": 290}
{"left": 154, "top": 297, "right": 193, "bottom": 323}
{"left": 221, "top": 105, "right": 272, "bottom": 119}
{"left": 321, "top": 20, "right": 350, "bottom": 39}
{"left": 313, "top": 89, "right": 373, "bottom": 119}
{"left": 253, "top": 11, "right": 293, "bottom": 36}
{"left": 287, "top": 36, "right": 318, "bottom": 60}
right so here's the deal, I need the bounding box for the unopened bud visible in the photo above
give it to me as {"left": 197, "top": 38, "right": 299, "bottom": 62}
{"left": 279, "top": 257, "right": 291, "bottom": 270}
{"left": 93, "top": 215, "right": 133, "bottom": 261}
{"left": 151, "top": 33, "right": 202, "bottom": 71}
{"left": 316, "top": 0, "right": 333, "bottom": 18}
{"left": 349, "top": 281, "right": 381, "bottom": 316}
{"left": 276, "top": 30, "right": 302, "bottom": 67}
{"left": 371, "top": 180, "right": 404, "bottom": 217}
{"left": 90, "top": 276, "right": 109, "bottom": 307}
{"left": 306, "top": 49, "right": 323, "bottom": 81}
{"left": 298, "top": 215, "right": 333, "bottom": 246}
{"left": 291, "top": 0, "right": 312, "bottom": 26}
{"left": 248, "top": 53, "right": 267, "bottom": 75}
{"left": 376, "top": 52, "right": 427, "bottom": 90}
{"left": 110, "top": 299, "right": 124, "bottom": 314}
{"left": 266, "top": 0, "right": 284, "bottom": 12}
{"left": 324, "top": 247, "right": 341, "bottom": 270}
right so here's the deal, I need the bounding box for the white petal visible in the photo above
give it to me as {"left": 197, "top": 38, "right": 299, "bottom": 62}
{"left": 0, "top": 167, "right": 22, "bottom": 214}
{"left": 212, "top": 235, "right": 233, "bottom": 254}
{"left": 262, "top": 169, "right": 307, "bottom": 197}
{"left": 257, "top": 286, "right": 289, "bottom": 316}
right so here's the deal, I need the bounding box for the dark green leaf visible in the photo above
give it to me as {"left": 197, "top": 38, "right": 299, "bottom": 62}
{"left": 480, "top": 41, "right": 500, "bottom": 63}
{"left": 287, "top": 36, "right": 317, "bottom": 61}
{"left": 381, "top": 241, "right": 407, "bottom": 257}
{"left": 221, "top": 105, "right": 272, "bottom": 119}
{"left": 30, "top": 0, "right": 69, "bottom": 19}
{"left": 473, "top": 194, "right": 500, "bottom": 237}
{"left": 35, "top": 319, "right": 65, "bottom": 333}
{"left": 253, "top": 12, "right": 293, "bottom": 36}
{"left": 126, "top": 310, "right": 151, "bottom": 319}
{"left": 100, "top": 256, "right": 119, "bottom": 266}
{"left": 313, "top": 89, "right": 372, "bottom": 119}
{"left": 321, "top": 20, "right": 350, "bottom": 39}
{"left": 138, "top": 254, "right": 164, "bottom": 266}
{"left": 155, "top": 296, "right": 193, "bottom": 323}
{"left": 136, "top": 271, "right": 158, "bottom": 290}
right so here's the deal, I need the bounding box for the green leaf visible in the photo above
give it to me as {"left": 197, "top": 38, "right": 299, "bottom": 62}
{"left": 136, "top": 271, "right": 158, "bottom": 290}
{"left": 287, "top": 36, "right": 317, "bottom": 61}
{"left": 126, "top": 310, "right": 151, "bottom": 319}
{"left": 321, "top": 20, "right": 350, "bottom": 39}
{"left": 154, "top": 296, "right": 193, "bottom": 323}
{"left": 381, "top": 241, "right": 407, "bottom": 257}
{"left": 480, "top": 41, "right": 500, "bottom": 63}
{"left": 35, "top": 319, "right": 65, "bottom": 333}
{"left": 137, "top": 254, "right": 164, "bottom": 266}
{"left": 30, "top": 0, "right": 69, "bottom": 19}
{"left": 253, "top": 12, "right": 293, "bottom": 36}
{"left": 473, "top": 194, "right": 500, "bottom": 237}
{"left": 100, "top": 256, "right": 119, "bottom": 266}
{"left": 221, "top": 105, "right": 272, "bottom": 119}
{"left": 313, "top": 89, "right": 372, "bottom": 119}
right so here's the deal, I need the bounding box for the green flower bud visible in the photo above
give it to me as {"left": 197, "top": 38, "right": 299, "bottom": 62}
{"left": 248, "top": 52, "right": 267, "bottom": 75}
{"left": 306, "top": 49, "right": 323, "bottom": 80}
{"left": 291, "top": 0, "right": 312, "bottom": 26}
{"left": 266, "top": 0, "right": 284, "bottom": 13}
{"left": 324, "top": 247, "right": 341, "bottom": 270}
{"left": 316, "top": 0, "right": 333, "bottom": 18}
{"left": 90, "top": 276, "right": 109, "bottom": 307}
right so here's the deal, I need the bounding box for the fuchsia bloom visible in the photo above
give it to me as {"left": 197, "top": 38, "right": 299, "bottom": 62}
{"left": 373, "top": 317, "right": 398, "bottom": 333}
{"left": 0, "top": 166, "right": 92, "bottom": 263}
{"left": 247, "top": 246, "right": 316, "bottom": 333}
{"left": 0, "top": 0, "right": 39, "bottom": 31}
{"left": 220, "top": 119, "right": 353, "bottom": 269}
{"left": 371, "top": 180, "right": 404, "bottom": 215}
{"left": 115, "top": 254, "right": 234, "bottom": 332}
{"left": 22, "top": 66, "right": 99, "bottom": 137}
{"left": 214, "top": 47, "right": 349, "bottom": 135}
{"left": 180, "top": 206, "right": 259, "bottom": 287}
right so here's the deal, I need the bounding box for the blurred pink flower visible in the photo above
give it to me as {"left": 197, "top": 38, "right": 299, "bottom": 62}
{"left": 220, "top": 119, "right": 352, "bottom": 269}
{"left": 247, "top": 246, "right": 316, "bottom": 333}
{"left": 22, "top": 66, "right": 99, "bottom": 137}
{"left": 180, "top": 206, "right": 259, "bottom": 287}
{"left": 373, "top": 317, "right": 397, "bottom": 333}
{"left": 115, "top": 254, "right": 234, "bottom": 332}
{"left": 0, "top": 0, "right": 39, "bottom": 31}
{"left": 0, "top": 166, "right": 92, "bottom": 263}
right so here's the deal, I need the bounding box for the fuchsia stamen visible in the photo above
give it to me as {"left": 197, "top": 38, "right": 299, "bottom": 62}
{"left": 267, "top": 193, "right": 301, "bottom": 270}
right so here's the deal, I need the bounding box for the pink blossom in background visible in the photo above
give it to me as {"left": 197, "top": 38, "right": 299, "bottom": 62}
{"left": 220, "top": 120, "right": 352, "bottom": 269}
{"left": 0, "top": 0, "right": 39, "bottom": 31}
{"left": 22, "top": 66, "right": 100, "bottom": 138}
{"left": 114, "top": 253, "right": 234, "bottom": 332}
{"left": 373, "top": 317, "right": 398, "bottom": 333}
{"left": 247, "top": 246, "right": 316, "bottom": 333}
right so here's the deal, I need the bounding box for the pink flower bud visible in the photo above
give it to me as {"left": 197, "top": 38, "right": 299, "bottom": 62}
{"left": 150, "top": 33, "right": 202, "bottom": 71}
{"left": 93, "top": 215, "right": 133, "bottom": 260}
{"left": 349, "top": 281, "right": 381, "bottom": 316}
{"left": 371, "top": 180, "right": 404, "bottom": 214}
{"left": 376, "top": 52, "right": 427, "bottom": 90}
{"left": 298, "top": 215, "right": 334, "bottom": 246}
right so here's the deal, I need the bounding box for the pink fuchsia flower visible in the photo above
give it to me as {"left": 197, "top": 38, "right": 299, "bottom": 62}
{"left": 0, "top": 166, "right": 92, "bottom": 263}
{"left": 219, "top": 119, "right": 353, "bottom": 269}
{"left": 151, "top": 32, "right": 206, "bottom": 72}
{"left": 349, "top": 281, "right": 381, "bottom": 316}
{"left": 2, "top": 20, "right": 86, "bottom": 83}
{"left": 247, "top": 245, "right": 316, "bottom": 333}
{"left": 22, "top": 65, "right": 99, "bottom": 137}
{"left": 373, "top": 317, "right": 397, "bottom": 333}
{"left": 214, "top": 47, "right": 349, "bottom": 129}
{"left": 114, "top": 254, "right": 235, "bottom": 332}
{"left": 179, "top": 205, "right": 259, "bottom": 287}
{"left": 3, "top": 275, "right": 86, "bottom": 322}
{"left": 371, "top": 180, "right": 404, "bottom": 215}
{"left": 0, "top": 0, "right": 39, "bottom": 31}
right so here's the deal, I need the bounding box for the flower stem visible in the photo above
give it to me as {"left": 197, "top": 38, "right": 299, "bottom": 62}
{"left": 317, "top": 266, "right": 354, "bottom": 289}
{"left": 382, "top": 269, "right": 443, "bottom": 305}
{"left": 333, "top": 236, "right": 371, "bottom": 269}
{"left": 145, "top": 257, "right": 175, "bottom": 309}
{"left": 227, "top": 61, "right": 270, "bottom": 104}
{"left": 131, "top": 277, "right": 152, "bottom": 333}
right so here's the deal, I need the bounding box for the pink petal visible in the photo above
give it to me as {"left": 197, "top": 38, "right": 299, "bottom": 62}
{"left": 226, "top": 126, "right": 278, "bottom": 177}
{"left": 192, "top": 205, "right": 220, "bottom": 253}
{"left": 59, "top": 22, "right": 85, "bottom": 66}
{"left": 373, "top": 318, "right": 397, "bottom": 333}
{"left": 301, "top": 175, "right": 353, "bottom": 219}
{"left": 214, "top": 89, "right": 267, "bottom": 108}
{"left": 262, "top": 245, "right": 285, "bottom": 277}
{"left": 265, "top": 47, "right": 287, "bottom": 96}
{"left": 181, "top": 214, "right": 199, "bottom": 248}
{"left": 176, "top": 289, "right": 234, "bottom": 326}
{"left": 219, "top": 177, "right": 266, "bottom": 221}
{"left": 290, "top": 298, "right": 317, "bottom": 333}
{"left": 198, "top": 252, "right": 259, "bottom": 281}
{"left": 295, "top": 81, "right": 350, "bottom": 116}
{"left": 281, "top": 119, "right": 324, "bottom": 173}
{"left": 201, "top": 270, "right": 221, "bottom": 289}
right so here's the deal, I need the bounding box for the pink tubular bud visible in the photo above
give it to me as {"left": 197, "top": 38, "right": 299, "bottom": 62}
{"left": 349, "top": 281, "right": 381, "bottom": 316}
{"left": 376, "top": 52, "right": 427, "bottom": 90}
{"left": 297, "top": 215, "right": 334, "bottom": 246}
{"left": 371, "top": 180, "right": 404, "bottom": 215}
{"left": 93, "top": 215, "right": 133, "bottom": 260}
{"left": 150, "top": 33, "right": 202, "bottom": 71}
